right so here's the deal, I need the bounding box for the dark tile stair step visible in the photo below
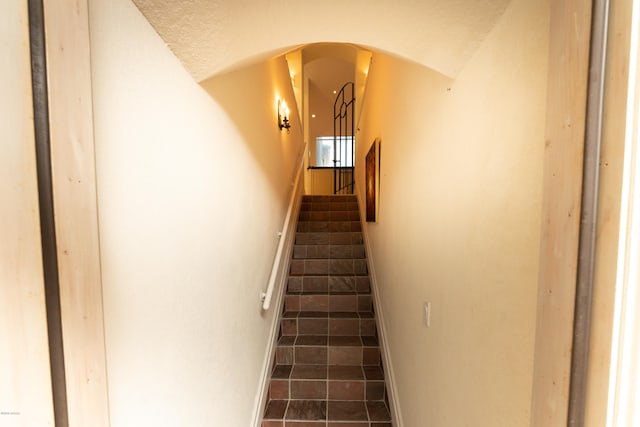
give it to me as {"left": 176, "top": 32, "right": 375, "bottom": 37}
{"left": 289, "top": 259, "right": 368, "bottom": 276}
{"left": 263, "top": 399, "right": 391, "bottom": 423}
{"left": 283, "top": 310, "right": 374, "bottom": 318}
{"left": 277, "top": 334, "right": 380, "bottom": 347}
{"left": 293, "top": 244, "right": 365, "bottom": 259}
{"left": 298, "top": 210, "right": 361, "bottom": 222}
{"left": 284, "top": 293, "right": 373, "bottom": 313}
{"left": 295, "top": 231, "right": 363, "bottom": 246}
{"left": 267, "top": 364, "right": 387, "bottom": 402}
{"left": 281, "top": 310, "right": 376, "bottom": 337}
{"left": 302, "top": 195, "right": 358, "bottom": 202}
{"left": 275, "top": 335, "right": 381, "bottom": 367}
{"left": 287, "top": 275, "right": 371, "bottom": 294}
{"left": 300, "top": 201, "right": 360, "bottom": 212}
{"left": 300, "top": 194, "right": 358, "bottom": 207}
{"left": 297, "top": 220, "right": 362, "bottom": 232}
{"left": 271, "top": 364, "right": 384, "bottom": 380}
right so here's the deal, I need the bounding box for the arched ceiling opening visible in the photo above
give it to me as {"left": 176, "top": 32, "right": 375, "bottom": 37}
{"left": 305, "top": 55, "right": 355, "bottom": 127}
{"left": 131, "top": 0, "right": 513, "bottom": 82}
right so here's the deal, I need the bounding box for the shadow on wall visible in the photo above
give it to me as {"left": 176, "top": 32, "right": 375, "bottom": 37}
{"left": 200, "top": 57, "right": 304, "bottom": 195}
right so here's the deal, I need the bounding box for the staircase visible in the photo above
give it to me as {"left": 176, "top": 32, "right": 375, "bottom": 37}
{"left": 262, "top": 195, "right": 392, "bottom": 426}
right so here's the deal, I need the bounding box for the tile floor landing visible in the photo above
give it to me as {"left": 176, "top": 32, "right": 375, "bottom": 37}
{"left": 262, "top": 195, "right": 392, "bottom": 427}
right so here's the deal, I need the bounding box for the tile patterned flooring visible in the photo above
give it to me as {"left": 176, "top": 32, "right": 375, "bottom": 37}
{"left": 262, "top": 195, "right": 392, "bottom": 427}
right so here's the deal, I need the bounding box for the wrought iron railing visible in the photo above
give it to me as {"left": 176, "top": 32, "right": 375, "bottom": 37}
{"left": 333, "top": 82, "right": 355, "bottom": 194}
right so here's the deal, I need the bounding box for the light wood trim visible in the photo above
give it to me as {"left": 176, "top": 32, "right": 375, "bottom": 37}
{"left": 42, "top": 0, "right": 110, "bottom": 424}
{"left": 0, "top": 1, "right": 55, "bottom": 425}
{"left": 585, "top": 0, "right": 633, "bottom": 425}
{"left": 530, "top": 0, "right": 593, "bottom": 425}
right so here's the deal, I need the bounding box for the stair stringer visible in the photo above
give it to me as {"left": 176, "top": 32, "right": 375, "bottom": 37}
{"left": 356, "top": 188, "right": 405, "bottom": 427}
{"left": 250, "top": 188, "right": 304, "bottom": 427}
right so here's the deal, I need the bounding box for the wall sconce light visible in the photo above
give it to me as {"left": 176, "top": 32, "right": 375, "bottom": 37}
{"left": 278, "top": 99, "right": 291, "bottom": 133}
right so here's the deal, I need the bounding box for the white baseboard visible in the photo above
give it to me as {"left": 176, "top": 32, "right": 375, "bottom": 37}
{"left": 250, "top": 183, "right": 303, "bottom": 427}
{"left": 251, "top": 301, "right": 282, "bottom": 427}
{"left": 356, "top": 189, "right": 405, "bottom": 427}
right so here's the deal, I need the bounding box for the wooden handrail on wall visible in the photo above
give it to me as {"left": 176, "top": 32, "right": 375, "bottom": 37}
{"left": 261, "top": 144, "right": 306, "bottom": 310}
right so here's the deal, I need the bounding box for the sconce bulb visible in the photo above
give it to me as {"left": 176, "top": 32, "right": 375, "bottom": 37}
{"left": 278, "top": 99, "right": 292, "bottom": 133}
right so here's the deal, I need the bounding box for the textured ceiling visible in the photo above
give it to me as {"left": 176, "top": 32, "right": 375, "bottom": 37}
{"left": 132, "top": 0, "right": 513, "bottom": 82}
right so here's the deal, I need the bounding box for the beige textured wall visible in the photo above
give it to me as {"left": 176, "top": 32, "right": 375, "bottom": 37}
{"left": 355, "top": 0, "right": 549, "bottom": 425}
{"left": 131, "top": 0, "right": 512, "bottom": 82}
{"left": 309, "top": 169, "right": 335, "bottom": 195}
{"left": 285, "top": 50, "right": 303, "bottom": 129}
{"left": 0, "top": 1, "right": 54, "bottom": 425}
{"left": 88, "top": 0, "right": 302, "bottom": 424}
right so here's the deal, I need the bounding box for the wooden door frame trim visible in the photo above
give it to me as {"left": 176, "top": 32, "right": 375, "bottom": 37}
{"left": 531, "top": 0, "right": 594, "bottom": 425}
{"left": 27, "top": 1, "right": 111, "bottom": 425}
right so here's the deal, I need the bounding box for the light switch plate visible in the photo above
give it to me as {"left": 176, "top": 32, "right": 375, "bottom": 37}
{"left": 423, "top": 302, "right": 431, "bottom": 327}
